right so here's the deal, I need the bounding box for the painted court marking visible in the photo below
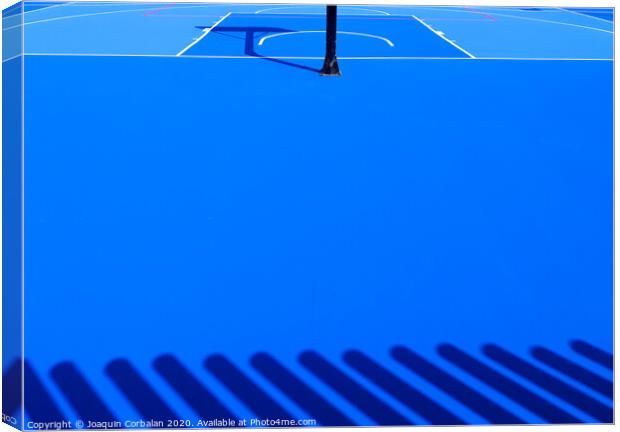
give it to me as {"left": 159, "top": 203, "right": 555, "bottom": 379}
{"left": 176, "top": 12, "right": 231, "bottom": 57}
{"left": 143, "top": 3, "right": 174, "bottom": 17}
{"left": 4, "top": 5, "right": 170, "bottom": 30}
{"left": 19, "top": 53, "right": 613, "bottom": 61}
{"left": 418, "top": 6, "right": 613, "bottom": 34}
{"left": 487, "top": 10, "right": 614, "bottom": 33}
{"left": 254, "top": 5, "right": 391, "bottom": 16}
{"left": 21, "top": 1, "right": 75, "bottom": 16}
{"left": 558, "top": 7, "right": 613, "bottom": 24}
{"left": 411, "top": 15, "right": 476, "bottom": 59}
{"left": 5, "top": 4, "right": 613, "bottom": 61}
{"left": 2, "top": 53, "right": 23, "bottom": 63}
{"left": 258, "top": 30, "right": 395, "bottom": 47}
{"left": 462, "top": 6, "right": 497, "bottom": 22}
{"left": 3, "top": 3, "right": 230, "bottom": 30}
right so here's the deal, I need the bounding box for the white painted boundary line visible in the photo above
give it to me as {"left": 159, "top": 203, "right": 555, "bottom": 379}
{"left": 558, "top": 7, "right": 614, "bottom": 24}
{"left": 2, "top": 53, "right": 22, "bottom": 63}
{"left": 258, "top": 30, "right": 395, "bottom": 47}
{"left": 22, "top": 52, "right": 613, "bottom": 61}
{"left": 3, "top": 5, "right": 161, "bottom": 30}
{"left": 2, "top": 4, "right": 230, "bottom": 31}
{"left": 6, "top": 3, "right": 613, "bottom": 36}
{"left": 489, "top": 9, "right": 614, "bottom": 33}
{"left": 2, "top": 1, "right": 74, "bottom": 20}
{"left": 3, "top": 0, "right": 614, "bottom": 6}
{"left": 22, "top": 1, "right": 75, "bottom": 16}
{"left": 411, "top": 15, "right": 476, "bottom": 59}
{"left": 417, "top": 6, "right": 613, "bottom": 34}
{"left": 255, "top": 5, "right": 390, "bottom": 15}
{"left": 175, "top": 11, "right": 231, "bottom": 57}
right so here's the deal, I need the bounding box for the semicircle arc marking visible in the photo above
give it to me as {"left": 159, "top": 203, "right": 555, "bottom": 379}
{"left": 258, "top": 30, "right": 395, "bottom": 47}
{"left": 255, "top": 6, "right": 391, "bottom": 15}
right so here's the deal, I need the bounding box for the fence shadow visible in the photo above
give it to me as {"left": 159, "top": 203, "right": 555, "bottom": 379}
{"left": 51, "top": 362, "right": 117, "bottom": 423}
{"left": 531, "top": 346, "right": 613, "bottom": 399}
{"left": 4, "top": 339, "right": 613, "bottom": 428}
{"left": 390, "top": 345, "right": 523, "bottom": 424}
{"left": 483, "top": 344, "right": 612, "bottom": 423}
{"left": 299, "top": 350, "right": 411, "bottom": 425}
{"left": 250, "top": 352, "right": 354, "bottom": 426}
{"left": 154, "top": 354, "right": 235, "bottom": 421}
{"left": 106, "top": 359, "right": 179, "bottom": 423}
{"left": 343, "top": 349, "right": 463, "bottom": 425}
{"left": 205, "top": 354, "right": 293, "bottom": 421}
{"left": 437, "top": 344, "right": 580, "bottom": 424}
{"left": 571, "top": 340, "right": 613, "bottom": 370}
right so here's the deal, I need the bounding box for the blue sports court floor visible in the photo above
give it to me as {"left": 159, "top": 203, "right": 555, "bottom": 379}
{"left": 2, "top": 1, "right": 614, "bottom": 428}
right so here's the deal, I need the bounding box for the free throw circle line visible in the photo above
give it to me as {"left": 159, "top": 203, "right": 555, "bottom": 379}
{"left": 258, "top": 30, "right": 395, "bottom": 47}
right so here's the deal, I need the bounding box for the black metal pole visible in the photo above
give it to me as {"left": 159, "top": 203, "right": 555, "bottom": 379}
{"left": 320, "top": 5, "right": 341, "bottom": 76}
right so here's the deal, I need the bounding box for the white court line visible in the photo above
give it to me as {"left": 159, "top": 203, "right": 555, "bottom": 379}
{"left": 2, "top": 53, "right": 23, "bottom": 63}
{"left": 559, "top": 8, "right": 614, "bottom": 13}
{"left": 3, "top": 5, "right": 167, "bottom": 30}
{"left": 258, "top": 30, "right": 394, "bottom": 47}
{"left": 2, "top": 1, "right": 73, "bottom": 20}
{"left": 488, "top": 9, "right": 614, "bottom": 33}
{"left": 7, "top": 4, "right": 613, "bottom": 36}
{"left": 411, "top": 6, "right": 613, "bottom": 34}
{"left": 22, "top": 1, "right": 169, "bottom": 5}
{"left": 22, "top": 53, "right": 613, "bottom": 61}
{"left": 176, "top": 12, "right": 231, "bottom": 57}
{"left": 22, "top": 2, "right": 75, "bottom": 15}
{"left": 411, "top": 15, "right": 476, "bottom": 59}
{"left": 255, "top": 5, "right": 390, "bottom": 15}
{"left": 2, "top": 4, "right": 229, "bottom": 30}
{"left": 558, "top": 7, "right": 614, "bottom": 24}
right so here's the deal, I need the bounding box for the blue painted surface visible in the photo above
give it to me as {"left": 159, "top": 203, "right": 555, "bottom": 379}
{"left": 3, "top": 2, "right": 615, "bottom": 428}
{"left": 2, "top": 54, "right": 24, "bottom": 430}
